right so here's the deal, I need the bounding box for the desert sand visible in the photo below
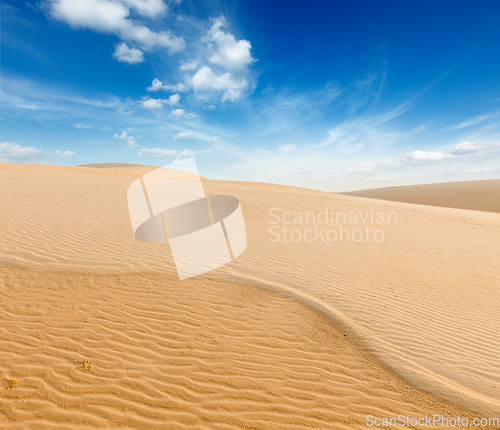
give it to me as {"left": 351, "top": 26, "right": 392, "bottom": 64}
{"left": 341, "top": 179, "right": 500, "bottom": 213}
{"left": 0, "top": 162, "right": 499, "bottom": 428}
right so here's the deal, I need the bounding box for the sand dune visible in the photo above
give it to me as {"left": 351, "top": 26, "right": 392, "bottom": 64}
{"left": 1, "top": 163, "right": 499, "bottom": 427}
{"left": 340, "top": 179, "right": 500, "bottom": 213}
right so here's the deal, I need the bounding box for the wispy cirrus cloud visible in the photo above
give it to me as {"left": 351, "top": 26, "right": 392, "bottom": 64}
{"left": 174, "top": 131, "right": 217, "bottom": 141}
{"left": 447, "top": 112, "right": 499, "bottom": 131}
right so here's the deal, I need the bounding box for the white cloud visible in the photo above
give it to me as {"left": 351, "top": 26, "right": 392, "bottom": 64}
{"left": 205, "top": 17, "right": 255, "bottom": 73}
{"left": 0, "top": 141, "right": 44, "bottom": 162}
{"left": 116, "top": 108, "right": 135, "bottom": 115}
{"left": 141, "top": 98, "right": 163, "bottom": 109}
{"left": 114, "top": 131, "right": 128, "bottom": 139}
{"left": 174, "top": 131, "right": 193, "bottom": 139}
{"left": 191, "top": 66, "right": 248, "bottom": 101}
{"left": 55, "top": 150, "right": 75, "bottom": 157}
{"left": 48, "top": 0, "right": 185, "bottom": 53}
{"left": 140, "top": 94, "right": 180, "bottom": 109}
{"left": 449, "top": 114, "right": 497, "bottom": 130}
{"left": 449, "top": 140, "right": 500, "bottom": 155}
{"left": 73, "top": 123, "right": 90, "bottom": 129}
{"left": 404, "top": 150, "right": 449, "bottom": 162}
{"left": 119, "top": 0, "right": 166, "bottom": 17}
{"left": 163, "top": 94, "right": 181, "bottom": 105}
{"left": 147, "top": 78, "right": 164, "bottom": 91}
{"left": 139, "top": 147, "right": 177, "bottom": 157}
{"left": 348, "top": 140, "right": 500, "bottom": 174}
{"left": 147, "top": 78, "right": 188, "bottom": 92}
{"left": 188, "top": 17, "right": 255, "bottom": 102}
{"left": 179, "top": 60, "right": 198, "bottom": 71}
{"left": 173, "top": 131, "right": 217, "bottom": 141}
{"left": 113, "top": 43, "right": 144, "bottom": 64}
{"left": 169, "top": 109, "right": 198, "bottom": 118}
{"left": 139, "top": 147, "right": 206, "bottom": 158}
{"left": 114, "top": 131, "right": 137, "bottom": 148}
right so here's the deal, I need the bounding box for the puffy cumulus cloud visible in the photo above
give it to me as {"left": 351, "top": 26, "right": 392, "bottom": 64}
{"left": 114, "top": 131, "right": 129, "bottom": 139}
{"left": 205, "top": 17, "right": 255, "bottom": 73}
{"left": 189, "top": 17, "right": 255, "bottom": 102}
{"left": 54, "top": 150, "right": 75, "bottom": 157}
{"left": 113, "top": 43, "right": 144, "bottom": 64}
{"left": 179, "top": 60, "right": 198, "bottom": 71}
{"left": 169, "top": 109, "right": 198, "bottom": 118}
{"left": 141, "top": 98, "right": 164, "bottom": 109}
{"left": 405, "top": 141, "right": 500, "bottom": 162}
{"left": 403, "top": 150, "right": 450, "bottom": 162}
{"left": 48, "top": 0, "right": 185, "bottom": 54}
{"left": 138, "top": 147, "right": 206, "bottom": 158}
{"left": 147, "top": 78, "right": 188, "bottom": 92}
{"left": 114, "top": 131, "right": 137, "bottom": 148}
{"left": 119, "top": 0, "right": 166, "bottom": 17}
{"left": 0, "top": 142, "right": 45, "bottom": 162}
{"left": 139, "top": 94, "right": 180, "bottom": 109}
{"left": 191, "top": 66, "right": 248, "bottom": 101}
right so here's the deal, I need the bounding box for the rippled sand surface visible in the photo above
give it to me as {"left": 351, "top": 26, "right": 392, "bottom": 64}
{"left": 1, "top": 162, "right": 499, "bottom": 428}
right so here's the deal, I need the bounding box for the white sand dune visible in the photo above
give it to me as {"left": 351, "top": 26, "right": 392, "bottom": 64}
{"left": 340, "top": 179, "right": 500, "bottom": 213}
{"left": 1, "top": 163, "right": 499, "bottom": 427}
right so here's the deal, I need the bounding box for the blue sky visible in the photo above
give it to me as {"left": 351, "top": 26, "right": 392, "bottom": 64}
{"left": 1, "top": 0, "right": 500, "bottom": 191}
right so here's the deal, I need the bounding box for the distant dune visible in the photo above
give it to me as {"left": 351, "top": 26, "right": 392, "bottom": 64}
{"left": 340, "top": 179, "right": 500, "bottom": 213}
{"left": 78, "top": 162, "right": 157, "bottom": 169}
{"left": 1, "top": 162, "right": 499, "bottom": 427}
